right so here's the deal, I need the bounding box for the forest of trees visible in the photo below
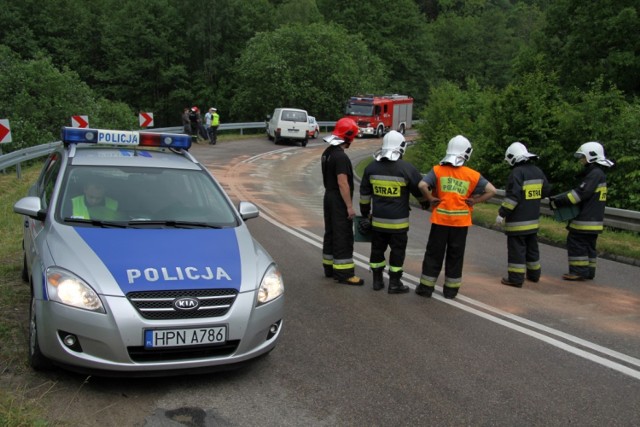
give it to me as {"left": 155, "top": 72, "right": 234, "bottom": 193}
{"left": 1, "top": 0, "right": 639, "bottom": 210}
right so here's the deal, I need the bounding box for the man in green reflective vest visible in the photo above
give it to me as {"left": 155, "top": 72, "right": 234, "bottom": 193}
{"left": 72, "top": 181, "right": 119, "bottom": 220}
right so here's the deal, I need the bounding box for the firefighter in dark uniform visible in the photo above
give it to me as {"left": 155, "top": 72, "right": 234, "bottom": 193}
{"left": 321, "top": 118, "right": 364, "bottom": 286}
{"left": 496, "top": 142, "right": 551, "bottom": 287}
{"left": 550, "top": 142, "right": 614, "bottom": 281}
{"left": 360, "top": 131, "right": 434, "bottom": 293}
{"left": 416, "top": 135, "right": 497, "bottom": 299}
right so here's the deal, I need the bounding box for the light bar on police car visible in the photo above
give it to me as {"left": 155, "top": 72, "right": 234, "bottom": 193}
{"left": 61, "top": 127, "right": 191, "bottom": 149}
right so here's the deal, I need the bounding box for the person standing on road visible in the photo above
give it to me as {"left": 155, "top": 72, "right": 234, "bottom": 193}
{"left": 210, "top": 108, "right": 220, "bottom": 145}
{"left": 496, "top": 142, "right": 551, "bottom": 288}
{"left": 549, "top": 142, "right": 614, "bottom": 281}
{"left": 321, "top": 117, "right": 365, "bottom": 286}
{"left": 416, "top": 135, "right": 497, "bottom": 299}
{"left": 182, "top": 107, "right": 191, "bottom": 135}
{"left": 359, "top": 131, "right": 434, "bottom": 294}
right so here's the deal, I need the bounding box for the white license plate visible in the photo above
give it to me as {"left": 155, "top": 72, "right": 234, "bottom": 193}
{"left": 144, "top": 326, "right": 227, "bottom": 348}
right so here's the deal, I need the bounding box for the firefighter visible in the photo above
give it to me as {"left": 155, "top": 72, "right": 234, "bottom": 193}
{"left": 549, "top": 142, "right": 614, "bottom": 281}
{"left": 496, "top": 142, "right": 551, "bottom": 287}
{"left": 321, "top": 117, "right": 364, "bottom": 286}
{"left": 416, "top": 135, "right": 497, "bottom": 299}
{"left": 360, "top": 131, "right": 434, "bottom": 293}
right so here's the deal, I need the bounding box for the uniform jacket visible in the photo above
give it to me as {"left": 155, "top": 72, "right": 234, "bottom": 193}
{"left": 499, "top": 162, "right": 551, "bottom": 235}
{"left": 359, "top": 159, "right": 424, "bottom": 233}
{"left": 554, "top": 164, "right": 608, "bottom": 234}
{"left": 321, "top": 145, "right": 354, "bottom": 198}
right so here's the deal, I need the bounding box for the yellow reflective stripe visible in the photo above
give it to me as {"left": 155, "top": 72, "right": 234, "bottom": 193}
{"left": 504, "top": 223, "right": 539, "bottom": 232}
{"left": 389, "top": 265, "right": 403, "bottom": 273}
{"left": 372, "top": 220, "right": 409, "bottom": 230}
{"left": 369, "top": 261, "right": 386, "bottom": 269}
{"left": 508, "top": 264, "right": 526, "bottom": 273}
{"left": 333, "top": 263, "right": 355, "bottom": 270}
{"left": 567, "top": 190, "right": 581, "bottom": 204}
{"left": 526, "top": 262, "right": 541, "bottom": 270}
{"left": 569, "top": 223, "right": 603, "bottom": 231}
{"left": 420, "top": 275, "right": 436, "bottom": 287}
{"left": 569, "top": 260, "right": 589, "bottom": 266}
{"left": 435, "top": 208, "right": 470, "bottom": 216}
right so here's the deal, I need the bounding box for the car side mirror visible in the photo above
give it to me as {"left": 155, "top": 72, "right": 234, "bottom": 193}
{"left": 266, "top": 115, "right": 271, "bottom": 121}
{"left": 238, "top": 201, "right": 259, "bottom": 221}
{"left": 14, "top": 196, "right": 47, "bottom": 221}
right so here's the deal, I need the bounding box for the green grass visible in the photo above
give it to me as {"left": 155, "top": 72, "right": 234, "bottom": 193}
{"left": 356, "top": 156, "right": 640, "bottom": 262}
{"left": 0, "top": 165, "right": 50, "bottom": 426}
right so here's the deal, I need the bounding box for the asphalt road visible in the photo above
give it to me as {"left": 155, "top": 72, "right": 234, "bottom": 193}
{"left": 29, "top": 134, "right": 640, "bottom": 426}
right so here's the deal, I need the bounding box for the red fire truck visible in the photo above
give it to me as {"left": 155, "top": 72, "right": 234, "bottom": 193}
{"left": 344, "top": 94, "right": 413, "bottom": 137}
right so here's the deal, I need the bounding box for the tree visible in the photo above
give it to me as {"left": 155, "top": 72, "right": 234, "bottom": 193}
{"left": 0, "top": 45, "right": 135, "bottom": 151}
{"left": 539, "top": 0, "right": 640, "bottom": 96}
{"left": 230, "top": 23, "right": 387, "bottom": 120}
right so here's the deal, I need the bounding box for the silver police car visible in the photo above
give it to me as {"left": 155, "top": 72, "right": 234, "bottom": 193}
{"left": 14, "top": 127, "right": 284, "bottom": 375}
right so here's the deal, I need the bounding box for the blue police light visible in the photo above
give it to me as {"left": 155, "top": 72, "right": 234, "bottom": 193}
{"left": 61, "top": 127, "right": 191, "bottom": 150}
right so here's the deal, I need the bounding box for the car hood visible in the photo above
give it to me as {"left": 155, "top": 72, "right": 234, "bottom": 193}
{"left": 46, "top": 225, "right": 262, "bottom": 296}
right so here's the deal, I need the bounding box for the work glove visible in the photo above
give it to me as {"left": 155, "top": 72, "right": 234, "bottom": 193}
{"left": 495, "top": 215, "right": 504, "bottom": 225}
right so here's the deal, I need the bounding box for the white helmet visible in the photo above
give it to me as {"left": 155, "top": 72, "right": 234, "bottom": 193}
{"left": 374, "top": 131, "right": 406, "bottom": 161}
{"left": 575, "top": 142, "right": 614, "bottom": 167}
{"left": 440, "top": 135, "right": 473, "bottom": 166}
{"left": 504, "top": 142, "right": 538, "bottom": 166}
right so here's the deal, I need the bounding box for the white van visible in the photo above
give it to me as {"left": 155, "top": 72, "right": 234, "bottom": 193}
{"left": 266, "top": 108, "right": 309, "bottom": 147}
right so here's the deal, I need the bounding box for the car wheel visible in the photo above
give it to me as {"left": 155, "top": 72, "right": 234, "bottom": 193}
{"left": 267, "top": 132, "right": 273, "bottom": 141}
{"left": 29, "top": 294, "right": 52, "bottom": 370}
{"left": 301, "top": 139, "right": 308, "bottom": 147}
{"left": 22, "top": 254, "right": 29, "bottom": 283}
{"left": 274, "top": 136, "right": 280, "bottom": 145}
{"left": 376, "top": 125, "right": 384, "bottom": 137}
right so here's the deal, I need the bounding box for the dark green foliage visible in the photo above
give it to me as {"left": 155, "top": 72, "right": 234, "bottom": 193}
{"left": 0, "top": 46, "right": 135, "bottom": 152}
{"left": 231, "top": 23, "right": 387, "bottom": 120}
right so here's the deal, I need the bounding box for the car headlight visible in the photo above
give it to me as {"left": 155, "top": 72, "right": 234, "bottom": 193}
{"left": 257, "top": 264, "right": 284, "bottom": 306}
{"left": 46, "top": 267, "right": 105, "bottom": 313}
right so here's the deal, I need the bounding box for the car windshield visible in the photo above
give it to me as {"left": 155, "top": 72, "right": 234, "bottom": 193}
{"left": 345, "top": 103, "right": 373, "bottom": 116}
{"left": 57, "top": 166, "right": 238, "bottom": 228}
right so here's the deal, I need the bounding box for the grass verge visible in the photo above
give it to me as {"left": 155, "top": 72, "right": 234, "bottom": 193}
{"left": 0, "top": 165, "right": 50, "bottom": 426}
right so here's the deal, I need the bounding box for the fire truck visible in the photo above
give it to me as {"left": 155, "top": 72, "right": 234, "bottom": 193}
{"left": 344, "top": 94, "right": 413, "bottom": 137}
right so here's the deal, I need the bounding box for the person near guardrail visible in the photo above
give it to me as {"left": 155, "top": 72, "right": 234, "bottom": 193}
{"left": 359, "top": 131, "right": 434, "bottom": 294}
{"left": 416, "top": 135, "right": 497, "bottom": 299}
{"left": 182, "top": 107, "right": 191, "bottom": 135}
{"left": 549, "top": 142, "right": 614, "bottom": 281}
{"left": 321, "top": 118, "right": 365, "bottom": 286}
{"left": 496, "top": 142, "right": 551, "bottom": 288}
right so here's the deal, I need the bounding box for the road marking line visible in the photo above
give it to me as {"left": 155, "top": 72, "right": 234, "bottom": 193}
{"left": 258, "top": 209, "right": 640, "bottom": 381}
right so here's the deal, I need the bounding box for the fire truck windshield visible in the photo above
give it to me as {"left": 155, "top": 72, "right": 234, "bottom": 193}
{"left": 345, "top": 103, "right": 374, "bottom": 117}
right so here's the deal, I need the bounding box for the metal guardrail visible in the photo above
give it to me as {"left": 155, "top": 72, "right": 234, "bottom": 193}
{"left": 1, "top": 122, "right": 639, "bottom": 232}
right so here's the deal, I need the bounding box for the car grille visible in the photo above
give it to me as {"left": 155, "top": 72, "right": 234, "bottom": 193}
{"left": 128, "top": 340, "right": 240, "bottom": 362}
{"left": 127, "top": 289, "right": 238, "bottom": 320}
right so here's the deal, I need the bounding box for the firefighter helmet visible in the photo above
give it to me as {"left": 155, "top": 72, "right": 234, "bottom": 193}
{"left": 374, "top": 130, "right": 406, "bottom": 161}
{"left": 504, "top": 142, "right": 538, "bottom": 166}
{"left": 324, "top": 118, "right": 359, "bottom": 146}
{"left": 440, "top": 135, "right": 473, "bottom": 166}
{"left": 574, "top": 142, "right": 614, "bottom": 167}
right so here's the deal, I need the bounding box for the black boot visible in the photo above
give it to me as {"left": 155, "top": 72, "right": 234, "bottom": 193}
{"left": 372, "top": 267, "right": 385, "bottom": 291}
{"left": 388, "top": 271, "right": 409, "bottom": 294}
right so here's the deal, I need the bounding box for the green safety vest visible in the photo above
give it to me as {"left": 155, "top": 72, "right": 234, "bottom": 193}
{"left": 72, "top": 196, "right": 118, "bottom": 219}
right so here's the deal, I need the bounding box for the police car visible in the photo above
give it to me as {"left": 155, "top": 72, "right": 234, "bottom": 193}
{"left": 13, "top": 127, "right": 284, "bottom": 375}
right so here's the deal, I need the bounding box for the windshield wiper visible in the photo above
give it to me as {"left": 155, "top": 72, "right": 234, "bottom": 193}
{"left": 126, "top": 220, "right": 223, "bottom": 229}
{"left": 64, "top": 218, "right": 128, "bottom": 228}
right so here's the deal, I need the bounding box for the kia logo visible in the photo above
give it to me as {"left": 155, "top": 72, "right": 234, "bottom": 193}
{"left": 173, "top": 297, "right": 200, "bottom": 311}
